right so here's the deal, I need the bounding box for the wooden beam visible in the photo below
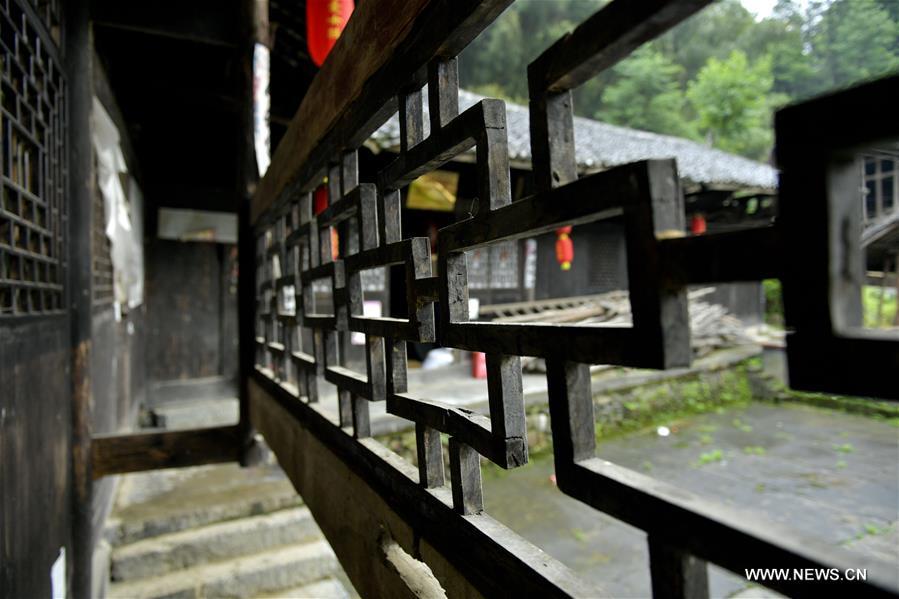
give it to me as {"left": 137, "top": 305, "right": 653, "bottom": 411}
{"left": 528, "top": 0, "right": 712, "bottom": 94}
{"left": 251, "top": 0, "right": 513, "bottom": 224}
{"left": 659, "top": 226, "right": 781, "bottom": 284}
{"left": 92, "top": 0, "right": 241, "bottom": 48}
{"left": 91, "top": 425, "right": 243, "bottom": 479}
{"left": 249, "top": 373, "right": 598, "bottom": 598}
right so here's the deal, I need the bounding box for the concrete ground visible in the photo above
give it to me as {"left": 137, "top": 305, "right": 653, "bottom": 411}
{"left": 482, "top": 402, "right": 899, "bottom": 598}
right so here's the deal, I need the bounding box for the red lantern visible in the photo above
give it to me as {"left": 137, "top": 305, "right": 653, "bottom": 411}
{"left": 555, "top": 226, "right": 574, "bottom": 271}
{"left": 330, "top": 227, "right": 339, "bottom": 261}
{"left": 313, "top": 184, "right": 328, "bottom": 215}
{"left": 690, "top": 213, "right": 707, "bottom": 235}
{"left": 307, "top": 0, "right": 354, "bottom": 67}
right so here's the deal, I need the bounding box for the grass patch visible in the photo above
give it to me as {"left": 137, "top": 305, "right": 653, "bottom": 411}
{"left": 732, "top": 417, "right": 753, "bottom": 433}
{"left": 848, "top": 522, "right": 895, "bottom": 542}
{"left": 763, "top": 279, "right": 784, "bottom": 328}
{"left": 696, "top": 449, "right": 724, "bottom": 466}
{"left": 863, "top": 286, "right": 897, "bottom": 328}
{"left": 594, "top": 363, "right": 755, "bottom": 443}
{"left": 765, "top": 376, "right": 899, "bottom": 420}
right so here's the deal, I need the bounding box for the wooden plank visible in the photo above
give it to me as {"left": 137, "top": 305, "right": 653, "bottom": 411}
{"left": 91, "top": 425, "right": 242, "bottom": 479}
{"left": 659, "top": 226, "right": 781, "bottom": 284}
{"left": 648, "top": 536, "right": 709, "bottom": 599}
{"left": 528, "top": 0, "right": 712, "bottom": 94}
{"left": 251, "top": 0, "right": 513, "bottom": 224}
{"left": 448, "top": 438, "right": 483, "bottom": 515}
{"left": 92, "top": 0, "right": 241, "bottom": 48}
{"left": 415, "top": 424, "right": 445, "bottom": 488}
{"left": 250, "top": 373, "right": 599, "bottom": 597}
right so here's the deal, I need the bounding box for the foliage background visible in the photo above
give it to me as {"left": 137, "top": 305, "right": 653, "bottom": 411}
{"left": 459, "top": 0, "right": 899, "bottom": 161}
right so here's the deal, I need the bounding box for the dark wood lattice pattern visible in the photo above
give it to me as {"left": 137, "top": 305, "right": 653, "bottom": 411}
{"left": 252, "top": 0, "right": 899, "bottom": 596}
{"left": 0, "top": 0, "right": 66, "bottom": 317}
{"left": 91, "top": 166, "right": 113, "bottom": 307}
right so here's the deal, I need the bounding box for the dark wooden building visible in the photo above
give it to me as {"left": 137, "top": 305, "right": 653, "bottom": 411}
{"left": 366, "top": 89, "right": 776, "bottom": 320}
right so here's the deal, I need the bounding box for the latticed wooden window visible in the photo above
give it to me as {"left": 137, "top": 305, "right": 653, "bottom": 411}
{"left": 862, "top": 154, "right": 898, "bottom": 222}
{"left": 247, "top": 1, "right": 899, "bottom": 596}
{"left": 0, "top": 0, "right": 66, "bottom": 317}
{"left": 90, "top": 155, "right": 113, "bottom": 307}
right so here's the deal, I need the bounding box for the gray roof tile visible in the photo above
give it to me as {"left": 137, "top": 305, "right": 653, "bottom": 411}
{"left": 370, "top": 89, "right": 778, "bottom": 191}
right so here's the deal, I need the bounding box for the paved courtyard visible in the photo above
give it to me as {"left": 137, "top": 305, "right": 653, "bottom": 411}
{"left": 483, "top": 402, "right": 899, "bottom": 598}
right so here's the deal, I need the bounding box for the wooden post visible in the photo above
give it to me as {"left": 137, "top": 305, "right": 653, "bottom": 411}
{"left": 66, "top": 1, "right": 95, "bottom": 596}
{"left": 894, "top": 253, "right": 899, "bottom": 327}
{"left": 648, "top": 536, "right": 710, "bottom": 599}
{"left": 238, "top": 0, "right": 270, "bottom": 465}
{"left": 876, "top": 256, "right": 889, "bottom": 327}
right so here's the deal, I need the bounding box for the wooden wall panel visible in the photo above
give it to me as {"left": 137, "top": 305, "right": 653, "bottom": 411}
{"left": 0, "top": 317, "right": 71, "bottom": 598}
{"left": 145, "top": 239, "right": 226, "bottom": 382}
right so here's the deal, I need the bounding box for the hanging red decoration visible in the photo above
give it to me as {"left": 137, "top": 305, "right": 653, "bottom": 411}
{"left": 690, "top": 213, "right": 707, "bottom": 235}
{"left": 306, "top": 0, "right": 354, "bottom": 67}
{"left": 313, "top": 184, "right": 328, "bottom": 215}
{"left": 312, "top": 183, "right": 339, "bottom": 259}
{"left": 555, "top": 226, "right": 574, "bottom": 271}
{"left": 330, "top": 227, "right": 340, "bottom": 261}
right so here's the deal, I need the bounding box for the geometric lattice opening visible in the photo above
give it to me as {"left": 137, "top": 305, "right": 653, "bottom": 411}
{"left": 0, "top": 0, "right": 66, "bottom": 316}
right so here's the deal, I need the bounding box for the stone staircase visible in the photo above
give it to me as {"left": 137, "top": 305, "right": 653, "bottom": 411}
{"left": 103, "top": 461, "right": 353, "bottom": 599}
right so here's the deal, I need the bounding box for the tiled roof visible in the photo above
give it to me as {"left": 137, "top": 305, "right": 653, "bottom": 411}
{"left": 369, "top": 89, "right": 778, "bottom": 191}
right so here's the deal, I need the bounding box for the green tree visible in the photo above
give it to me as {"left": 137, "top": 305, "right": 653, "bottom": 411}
{"left": 457, "top": 0, "right": 899, "bottom": 163}
{"left": 747, "top": 1, "right": 818, "bottom": 99}
{"left": 597, "top": 47, "right": 695, "bottom": 138}
{"left": 687, "top": 51, "right": 781, "bottom": 160}
{"left": 460, "top": 0, "right": 604, "bottom": 102}
{"left": 654, "top": 0, "right": 758, "bottom": 85}
{"left": 810, "top": 0, "right": 899, "bottom": 91}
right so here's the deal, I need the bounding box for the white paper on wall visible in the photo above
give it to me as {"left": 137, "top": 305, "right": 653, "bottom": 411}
{"left": 50, "top": 547, "right": 65, "bottom": 599}
{"left": 253, "top": 43, "right": 271, "bottom": 176}
{"left": 91, "top": 98, "right": 145, "bottom": 318}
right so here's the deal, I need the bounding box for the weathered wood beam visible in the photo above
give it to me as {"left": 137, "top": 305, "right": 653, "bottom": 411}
{"left": 659, "top": 226, "right": 781, "bottom": 285}
{"left": 67, "top": 1, "right": 96, "bottom": 595}
{"left": 249, "top": 373, "right": 598, "bottom": 598}
{"left": 251, "top": 0, "right": 513, "bottom": 224}
{"left": 92, "top": 0, "right": 241, "bottom": 48}
{"left": 528, "top": 0, "right": 712, "bottom": 94}
{"left": 91, "top": 425, "right": 243, "bottom": 479}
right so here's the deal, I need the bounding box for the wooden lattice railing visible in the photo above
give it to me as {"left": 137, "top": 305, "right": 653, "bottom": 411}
{"left": 100, "top": 0, "right": 893, "bottom": 597}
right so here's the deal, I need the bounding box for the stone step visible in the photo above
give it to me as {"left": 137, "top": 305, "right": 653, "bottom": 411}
{"left": 255, "top": 577, "right": 351, "bottom": 599}
{"left": 151, "top": 397, "right": 239, "bottom": 430}
{"left": 105, "top": 463, "right": 302, "bottom": 546}
{"left": 111, "top": 507, "right": 321, "bottom": 582}
{"left": 107, "top": 540, "right": 340, "bottom": 599}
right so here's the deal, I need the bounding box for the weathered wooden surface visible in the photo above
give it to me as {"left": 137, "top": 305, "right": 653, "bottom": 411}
{"left": 249, "top": 375, "right": 600, "bottom": 598}
{"left": 248, "top": 0, "right": 899, "bottom": 597}
{"left": 777, "top": 75, "right": 899, "bottom": 400}
{"left": 251, "top": 0, "right": 514, "bottom": 223}
{"left": 0, "top": 317, "right": 71, "bottom": 599}
{"left": 91, "top": 426, "right": 243, "bottom": 479}
{"left": 67, "top": 1, "right": 95, "bottom": 596}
